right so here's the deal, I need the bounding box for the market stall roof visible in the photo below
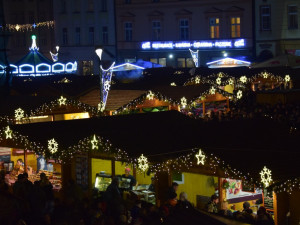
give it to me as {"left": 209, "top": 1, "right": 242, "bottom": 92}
{"left": 9, "top": 111, "right": 299, "bottom": 181}
{"left": 251, "top": 54, "right": 300, "bottom": 68}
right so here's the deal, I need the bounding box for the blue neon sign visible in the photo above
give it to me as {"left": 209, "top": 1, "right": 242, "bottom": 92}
{"left": 141, "top": 39, "right": 246, "bottom": 50}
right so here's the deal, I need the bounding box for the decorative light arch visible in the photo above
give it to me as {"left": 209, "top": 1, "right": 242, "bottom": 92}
{"left": 36, "top": 63, "right": 51, "bottom": 73}
{"left": 65, "top": 62, "right": 74, "bottom": 73}
{"left": 52, "top": 63, "right": 65, "bottom": 73}
{"left": 9, "top": 64, "right": 19, "bottom": 74}
{"left": 0, "top": 65, "right": 4, "bottom": 74}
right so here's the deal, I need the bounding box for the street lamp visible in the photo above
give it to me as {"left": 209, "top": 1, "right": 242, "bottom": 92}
{"left": 95, "top": 48, "right": 104, "bottom": 111}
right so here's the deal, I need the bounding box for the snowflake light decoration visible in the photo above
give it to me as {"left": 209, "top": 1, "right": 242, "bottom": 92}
{"left": 138, "top": 154, "right": 149, "bottom": 172}
{"left": 285, "top": 75, "right": 291, "bottom": 83}
{"left": 48, "top": 138, "right": 58, "bottom": 154}
{"left": 104, "top": 80, "right": 111, "bottom": 92}
{"left": 147, "top": 91, "right": 154, "bottom": 100}
{"left": 195, "top": 76, "right": 200, "bottom": 84}
{"left": 262, "top": 72, "right": 269, "bottom": 79}
{"left": 4, "top": 126, "right": 12, "bottom": 139}
{"left": 98, "top": 102, "right": 105, "bottom": 112}
{"left": 195, "top": 149, "right": 206, "bottom": 165}
{"left": 240, "top": 76, "right": 247, "bottom": 83}
{"left": 181, "top": 97, "right": 187, "bottom": 108}
{"left": 218, "top": 72, "right": 223, "bottom": 78}
{"left": 260, "top": 166, "right": 272, "bottom": 187}
{"left": 210, "top": 87, "right": 216, "bottom": 95}
{"left": 91, "top": 135, "right": 98, "bottom": 150}
{"left": 228, "top": 79, "right": 234, "bottom": 85}
{"left": 15, "top": 108, "right": 25, "bottom": 120}
{"left": 216, "top": 77, "right": 222, "bottom": 85}
{"left": 237, "top": 90, "right": 243, "bottom": 99}
{"left": 58, "top": 96, "right": 67, "bottom": 106}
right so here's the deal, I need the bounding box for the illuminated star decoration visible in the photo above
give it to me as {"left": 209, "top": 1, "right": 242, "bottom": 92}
{"left": 138, "top": 154, "right": 149, "bottom": 172}
{"left": 181, "top": 97, "right": 187, "bottom": 108}
{"left": 195, "top": 76, "right": 200, "bottom": 84}
{"left": 228, "top": 79, "right": 234, "bottom": 85}
{"left": 4, "top": 126, "right": 13, "bottom": 139}
{"left": 146, "top": 91, "right": 154, "bottom": 100}
{"left": 15, "top": 24, "right": 20, "bottom": 31}
{"left": 91, "top": 135, "right": 98, "bottom": 150}
{"left": 260, "top": 166, "right": 272, "bottom": 187}
{"left": 32, "top": 23, "right": 37, "bottom": 29}
{"left": 98, "top": 102, "right": 105, "bottom": 112}
{"left": 240, "top": 76, "right": 247, "bottom": 83}
{"left": 15, "top": 108, "right": 25, "bottom": 120}
{"left": 218, "top": 72, "right": 223, "bottom": 78}
{"left": 216, "top": 77, "right": 222, "bottom": 85}
{"left": 195, "top": 149, "right": 206, "bottom": 165}
{"left": 210, "top": 87, "right": 216, "bottom": 95}
{"left": 262, "top": 72, "right": 269, "bottom": 79}
{"left": 170, "top": 82, "right": 177, "bottom": 86}
{"left": 104, "top": 80, "right": 111, "bottom": 92}
{"left": 58, "top": 96, "right": 67, "bottom": 106}
{"left": 48, "top": 138, "right": 58, "bottom": 154}
{"left": 237, "top": 90, "right": 243, "bottom": 99}
{"left": 285, "top": 75, "right": 291, "bottom": 83}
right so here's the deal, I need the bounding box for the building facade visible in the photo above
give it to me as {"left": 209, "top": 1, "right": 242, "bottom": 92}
{"left": 2, "top": 0, "right": 55, "bottom": 63}
{"left": 115, "top": 0, "right": 254, "bottom": 67}
{"left": 255, "top": 0, "right": 300, "bottom": 61}
{"left": 53, "top": 0, "right": 116, "bottom": 75}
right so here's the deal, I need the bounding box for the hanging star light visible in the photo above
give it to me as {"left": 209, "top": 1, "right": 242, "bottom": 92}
{"left": 218, "top": 72, "right": 223, "bottom": 78}
{"left": 260, "top": 166, "right": 272, "bottom": 187}
{"left": 146, "top": 91, "right": 154, "bottom": 100}
{"left": 195, "top": 149, "right": 206, "bottom": 165}
{"left": 170, "top": 82, "right": 177, "bottom": 86}
{"left": 48, "top": 138, "right": 58, "bottom": 154}
{"left": 210, "top": 87, "right": 216, "bottom": 95}
{"left": 32, "top": 23, "right": 37, "bottom": 28}
{"left": 216, "top": 77, "right": 222, "bottom": 85}
{"left": 138, "top": 154, "right": 149, "bottom": 172}
{"left": 104, "top": 80, "right": 111, "bottom": 92}
{"left": 285, "top": 75, "right": 291, "bottom": 83}
{"left": 91, "top": 135, "right": 98, "bottom": 149}
{"left": 195, "top": 76, "right": 200, "bottom": 84}
{"left": 240, "top": 76, "right": 247, "bottom": 83}
{"left": 181, "top": 97, "right": 187, "bottom": 108}
{"left": 228, "top": 79, "right": 234, "bottom": 85}
{"left": 58, "top": 96, "right": 67, "bottom": 106}
{"left": 15, "top": 108, "right": 25, "bottom": 120}
{"left": 237, "top": 90, "right": 243, "bottom": 99}
{"left": 15, "top": 24, "right": 20, "bottom": 31}
{"left": 262, "top": 72, "right": 269, "bottom": 79}
{"left": 4, "top": 126, "right": 12, "bottom": 139}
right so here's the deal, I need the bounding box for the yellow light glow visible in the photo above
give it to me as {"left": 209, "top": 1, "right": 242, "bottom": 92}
{"left": 195, "top": 76, "right": 200, "bottom": 84}
{"left": 138, "top": 154, "right": 149, "bottom": 172}
{"left": 91, "top": 135, "right": 98, "bottom": 150}
{"left": 260, "top": 166, "right": 272, "bottom": 187}
{"left": 195, "top": 149, "right": 206, "bottom": 165}
{"left": 181, "top": 97, "right": 187, "bottom": 108}
{"left": 240, "top": 76, "right": 247, "bottom": 83}
{"left": 4, "top": 126, "right": 12, "bottom": 139}
{"left": 98, "top": 102, "right": 105, "bottom": 112}
{"left": 48, "top": 138, "right": 58, "bottom": 154}
{"left": 210, "top": 87, "right": 216, "bottom": 95}
{"left": 262, "top": 72, "right": 269, "bottom": 79}
{"left": 58, "top": 96, "right": 67, "bottom": 106}
{"left": 216, "top": 77, "right": 222, "bottom": 85}
{"left": 15, "top": 108, "right": 25, "bottom": 120}
{"left": 237, "top": 90, "right": 243, "bottom": 99}
{"left": 170, "top": 82, "right": 177, "bottom": 86}
{"left": 147, "top": 91, "right": 154, "bottom": 100}
{"left": 285, "top": 75, "right": 291, "bottom": 82}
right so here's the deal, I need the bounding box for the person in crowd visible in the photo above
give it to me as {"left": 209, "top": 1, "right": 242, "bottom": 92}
{"left": 176, "top": 192, "right": 193, "bottom": 209}
{"left": 13, "top": 174, "right": 24, "bottom": 199}
{"left": 29, "top": 181, "right": 46, "bottom": 225}
{"left": 166, "top": 182, "right": 179, "bottom": 200}
{"left": 122, "top": 167, "right": 136, "bottom": 190}
{"left": 131, "top": 200, "right": 142, "bottom": 225}
{"left": 241, "top": 201, "right": 256, "bottom": 224}
{"left": 148, "top": 177, "right": 155, "bottom": 192}
{"left": 219, "top": 200, "right": 233, "bottom": 218}
{"left": 11, "top": 159, "right": 24, "bottom": 176}
{"left": 162, "top": 192, "right": 178, "bottom": 218}
{"left": 256, "top": 206, "right": 274, "bottom": 225}
{"left": 39, "top": 173, "right": 54, "bottom": 225}
{"left": 207, "top": 194, "right": 219, "bottom": 214}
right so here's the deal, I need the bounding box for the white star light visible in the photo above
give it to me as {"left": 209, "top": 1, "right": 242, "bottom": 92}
{"left": 58, "top": 96, "right": 67, "bottom": 106}
{"left": 210, "top": 87, "right": 216, "bottom": 95}
{"left": 91, "top": 135, "right": 98, "bottom": 150}
{"left": 237, "top": 90, "right": 243, "bottom": 99}
{"left": 240, "top": 76, "right": 247, "bottom": 83}
{"left": 262, "top": 72, "right": 269, "bottom": 79}
{"left": 260, "top": 166, "right": 272, "bottom": 187}
{"left": 195, "top": 149, "right": 206, "bottom": 165}
{"left": 15, "top": 108, "right": 25, "bottom": 120}
{"left": 48, "top": 138, "right": 58, "bottom": 154}
{"left": 147, "top": 91, "right": 154, "bottom": 100}
{"left": 4, "top": 126, "right": 12, "bottom": 139}
{"left": 218, "top": 72, "right": 223, "bottom": 78}
{"left": 228, "top": 79, "right": 234, "bottom": 85}
{"left": 181, "top": 97, "right": 187, "bottom": 108}
{"left": 138, "top": 154, "right": 149, "bottom": 172}
{"left": 195, "top": 76, "right": 200, "bottom": 84}
{"left": 104, "top": 80, "right": 111, "bottom": 92}
{"left": 170, "top": 82, "right": 177, "bottom": 86}
{"left": 216, "top": 77, "right": 222, "bottom": 85}
{"left": 285, "top": 75, "right": 291, "bottom": 83}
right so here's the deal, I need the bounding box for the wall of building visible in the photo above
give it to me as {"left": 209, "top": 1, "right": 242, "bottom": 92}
{"left": 53, "top": 0, "right": 116, "bottom": 75}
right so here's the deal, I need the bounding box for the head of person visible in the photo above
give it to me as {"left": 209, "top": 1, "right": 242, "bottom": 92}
{"left": 125, "top": 168, "right": 131, "bottom": 177}
{"left": 243, "top": 202, "right": 250, "bottom": 210}
{"left": 17, "top": 174, "right": 24, "bottom": 181}
{"left": 211, "top": 194, "right": 219, "bottom": 204}
{"left": 172, "top": 182, "right": 179, "bottom": 192}
{"left": 151, "top": 177, "right": 155, "bottom": 184}
{"left": 112, "top": 176, "right": 119, "bottom": 186}
{"left": 40, "top": 172, "right": 46, "bottom": 180}
{"left": 135, "top": 200, "right": 142, "bottom": 208}
{"left": 257, "top": 206, "right": 267, "bottom": 215}
{"left": 23, "top": 172, "right": 28, "bottom": 179}
{"left": 179, "top": 192, "right": 188, "bottom": 201}
{"left": 17, "top": 159, "right": 23, "bottom": 166}
{"left": 169, "top": 192, "right": 178, "bottom": 206}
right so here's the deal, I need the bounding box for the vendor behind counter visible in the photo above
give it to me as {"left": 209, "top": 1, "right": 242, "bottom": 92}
{"left": 122, "top": 168, "right": 136, "bottom": 190}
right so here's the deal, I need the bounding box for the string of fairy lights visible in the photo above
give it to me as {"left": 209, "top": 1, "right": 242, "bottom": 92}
{"left": 0, "top": 21, "right": 55, "bottom": 32}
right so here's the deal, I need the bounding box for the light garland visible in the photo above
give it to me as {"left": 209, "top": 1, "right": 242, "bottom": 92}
{"left": 48, "top": 138, "right": 58, "bottom": 154}
{"left": 195, "top": 149, "right": 206, "bottom": 165}
{"left": 138, "top": 154, "right": 149, "bottom": 172}
{"left": 260, "top": 166, "right": 272, "bottom": 187}
{"left": 3, "top": 21, "right": 54, "bottom": 32}
{"left": 4, "top": 126, "right": 12, "bottom": 139}
{"left": 15, "top": 108, "right": 25, "bottom": 120}
{"left": 58, "top": 96, "right": 67, "bottom": 106}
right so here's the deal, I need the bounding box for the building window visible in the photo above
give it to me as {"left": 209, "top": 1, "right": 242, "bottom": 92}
{"left": 179, "top": 19, "right": 189, "bottom": 40}
{"left": 150, "top": 58, "right": 158, "bottom": 64}
{"left": 186, "top": 58, "right": 194, "bottom": 68}
{"left": 125, "top": 0, "right": 131, "bottom": 4}
{"left": 89, "top": 27, "right": 94, "bottom": 45}
{"left": 177, "top": 58, "right": 186, "bottom": 68}
{"left": 288, "top": 5, "right": 298, "bottom": 29}
{"left": 101, "top": 0, "right": 107, "bottom": 11}
{"left": 82, "top": 61, "right": 94, "bottom": 75}
{"left": 210, "top": 18, "right": 220, "bottom": 38}
{"left": 124, "top": 22, "right": 132, "bottom": 41}
{"left": 231, "top": 17, "right": 241, "bottom": 38}
{"left": 75, "top": 27, "right": 81, "bottom": 45}
{"left": 102, "top": 26, "right": 108, "bottom": 44}
{"left": 152, "top": 21, "right": 161, "bottom": 40}
{"left": 260, "top": 6, "right": 271, "bottom": 31}
{"left": 62, "top": 28, "right": 68, "bottom": 45}
{"left": 159, "top": 58, "right": 166, "bottom": 67}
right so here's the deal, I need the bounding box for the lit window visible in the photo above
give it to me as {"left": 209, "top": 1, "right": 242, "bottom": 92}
{"left": 82, "top": 61, "right": 94, "bottom": 75}
{"left": 62, "top": 28, "right": 68, "bottom": 45}
{"left": 102, "top": 26, "right": 108, "bottom": 44}
{"left": 150, "top": 58, "right": 158, "bottom": 64}
{"left": 179, "top": 19, "right": 189, "bottom": 40}
{"left": 231, "top": 17, "right": 241, "bottom": 38}
{"left": 75, "top": 27, "right": 80, "bottom": 45}
{"left": 89, "top": 27, "right": 94, "bottom": 45}
{"left": 260, "top": 6, "right": 271, "bottom": 30}
{"left": 124, "top": 22, "right": 132, "bottom": 41}
{"left": 288, "top": 5, "right": 298, "bottom": 29}
{"left": 159, "top": 58, "right": 166, "bottom": 67}
{"left": 152, "top": 21, "right": 161, "bottom": 40}
{"left": 177, "top": 58, "right": 186, "bottom": 68}
{"left": 210, "top": 18, "right": 220, "bottom": 39}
